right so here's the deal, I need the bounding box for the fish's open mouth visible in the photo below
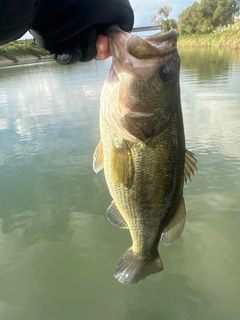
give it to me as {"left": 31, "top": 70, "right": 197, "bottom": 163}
{"left": 106, "top": 26, "right": 177, "bottom": 60}
{"left": 127, "top": 30, "right": 177, "bottom": 59}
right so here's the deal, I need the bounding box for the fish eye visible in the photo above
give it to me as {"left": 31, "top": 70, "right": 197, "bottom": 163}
{"left": 159, "top": 65, "right": 175, "bottom": 82}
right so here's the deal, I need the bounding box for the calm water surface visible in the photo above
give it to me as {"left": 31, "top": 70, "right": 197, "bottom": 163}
{"left": 0, "top": 48, "right": 239, "bottom": 320}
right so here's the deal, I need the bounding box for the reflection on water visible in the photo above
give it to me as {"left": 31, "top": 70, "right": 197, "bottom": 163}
{"left": 180, "top": 47, "right": 240, "bottom": 80}
{"left": 0, "top": 49, "right": 240, "bottom": 319}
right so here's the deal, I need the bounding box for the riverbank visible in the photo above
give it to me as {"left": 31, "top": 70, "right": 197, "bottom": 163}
{"left": 0, "top": 40, "right": 50, "bottom": 67}
{"left": 178, "top": 21, "right": 240, "bottom": 48}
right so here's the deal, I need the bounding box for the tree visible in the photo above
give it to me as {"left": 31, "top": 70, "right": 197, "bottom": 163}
{"left": 150, "top": 6, "right": 177, "bottom": 33}
{"left": 200, "top": 0, "right": 239, "bottom": 27}
{"left": 178, "top": 2, "right": 203, "bottom": 35}
{"left": 178, "top": 0, "right": 240, "bottom": 35}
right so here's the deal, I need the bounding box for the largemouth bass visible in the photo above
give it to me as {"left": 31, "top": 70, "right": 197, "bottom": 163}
{"left": 93, "top": 26, "right": 197, "bottom": 285}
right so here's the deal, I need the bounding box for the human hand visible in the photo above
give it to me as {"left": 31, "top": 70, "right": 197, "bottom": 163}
{"left": 96, "top": 35, "right": 111, "bottom": 60}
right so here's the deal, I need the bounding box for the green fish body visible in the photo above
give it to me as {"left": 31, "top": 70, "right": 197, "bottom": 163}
{"left": 93, "top": 27, "right": 197, "bottom": 285}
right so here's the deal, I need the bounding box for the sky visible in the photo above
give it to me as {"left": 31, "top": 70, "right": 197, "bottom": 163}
{"left": 130, "top": 0, "right": 195, "bottom": 26}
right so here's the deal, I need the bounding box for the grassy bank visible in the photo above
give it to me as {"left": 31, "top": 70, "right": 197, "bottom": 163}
{"left": 178, "top": 20, "right": 240, "bottom": 48}
{"left": 0, "top": 40, "right": 49, "bottom": 62}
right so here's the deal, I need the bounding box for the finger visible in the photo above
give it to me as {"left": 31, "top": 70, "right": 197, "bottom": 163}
{"left": 96, "top": 35, "right": 111, "bottom": 60}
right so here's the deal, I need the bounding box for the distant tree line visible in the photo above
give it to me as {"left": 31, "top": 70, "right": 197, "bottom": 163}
{"left": 151, "top": 0, "right": 240, "bottom": 35}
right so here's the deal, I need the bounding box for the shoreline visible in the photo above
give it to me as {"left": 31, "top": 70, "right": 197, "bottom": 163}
{"left": 178, "top": 21, "right": 240, "bottom": 49}
{"left": 178, "top": 36, "right": 240, "bottom": 49}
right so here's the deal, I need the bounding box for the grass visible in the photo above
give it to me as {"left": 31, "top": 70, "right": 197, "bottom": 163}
{"left": 0, "top": 40, "right": 49, "bottom": 62}
{"left": 178, "top": 20, "right": 240, "bottom": 49}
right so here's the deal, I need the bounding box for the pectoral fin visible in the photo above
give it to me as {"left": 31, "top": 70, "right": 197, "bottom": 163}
{"left": 110, "top": 140, "right": 134, "bottom": 187}
{"left": 107, "top": 201, "right": 128, "bottom": 229}
{"left": 160, "top": 197, "right": 186, "bottom": 246}
{"left": 93, "top": 140, "right": 104, "bottom": 173}
{"left": 184, "top": 149, "right": 197, "bottom": 183}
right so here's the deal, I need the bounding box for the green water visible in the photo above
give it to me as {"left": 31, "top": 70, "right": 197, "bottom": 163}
{"left": 0, "top": 48, "right": 239, "bottom": 320}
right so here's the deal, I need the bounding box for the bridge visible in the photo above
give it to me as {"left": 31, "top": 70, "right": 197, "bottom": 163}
{"left": 132, "top": 25, "right": 161, "bottom": 32}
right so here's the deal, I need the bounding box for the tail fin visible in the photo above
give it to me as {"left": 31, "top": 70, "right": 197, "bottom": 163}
{"left": 114, "top": 247, "right": 163, "bottom": 285}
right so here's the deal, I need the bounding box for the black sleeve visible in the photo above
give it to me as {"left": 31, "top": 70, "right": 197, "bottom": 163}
{"left": 0, "top": 0, "right": 37, "bottom": 45}
{"left": 0, "top": 0, "right": 134, "bottom": 64}
{"left": 30, "top": 0, "right": 134, "bottom": 63}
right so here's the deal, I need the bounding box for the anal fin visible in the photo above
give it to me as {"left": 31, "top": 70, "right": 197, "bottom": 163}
{"left": 184, "top": 149, "right": 197, "bottom": 183}
{"left": 107, "top": 201, "right": 128, "bottom": 229}
{"left": 160, "top": 197, "right": 186, "bottom": 246}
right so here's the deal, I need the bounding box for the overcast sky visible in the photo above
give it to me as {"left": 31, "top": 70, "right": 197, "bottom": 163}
{"left": 130, "top": 0, "right": 196, "bottom": 26}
